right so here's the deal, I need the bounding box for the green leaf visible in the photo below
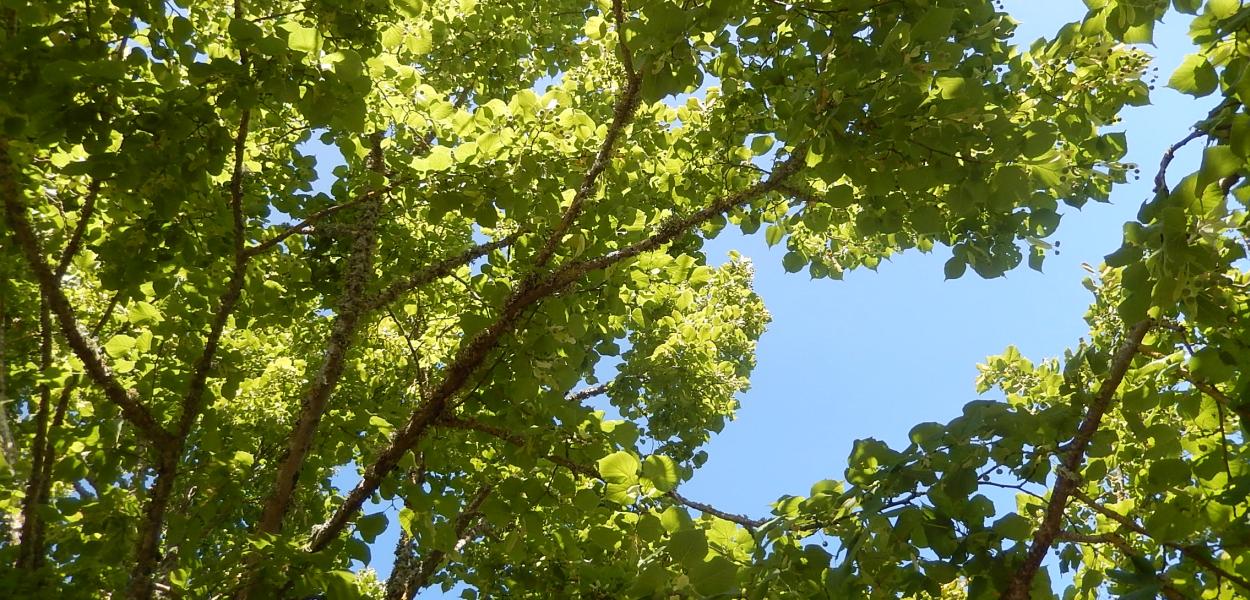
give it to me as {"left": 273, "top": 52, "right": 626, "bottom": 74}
{"left": 943, "top": 257, "right": 966, "bottom": 280}
{"left": 1022, "top": 125, "right": 1057, "bottom": 158}
{"left": 1173, "top": 0, "right": 1201, "bottom": 14}
{"left": 1211, "top": 0, "right": 1241, "bottom": 19}
{"left": 127, "top": 301, "right": 162, "bottom": 326}
{"left": 368, "top": 415, "right": 394, "bottom": 436}
{"left": 1230, "top": 114, "right": 1250, "bottom": 158}
{"left": 104, "top": 335, "right": 137, "bottom": 357}
{"left": 320, "top": 571, "right": 362, "bottom": 600}
{"left": 356, "top": 512, "right": 388, "bottom": 543}
{"left": 688, "top": 555, "right": 738, "bottom": 596}
{"left": 423, "top": 146, "right": 454, "bottom": 171}
{"left": 398, "top": 507, "right": 417, "bottom": 536}
{"left": 1169, "top": 54, "right": 1218, "bottom": 97}
{"left": 1197, "top": 145, "right": 1241, "bottom": 192}
{"left": 228, "top": 18, "right": 263, "bottom": 45}
{"left": 688, "top": 265, "right": 713, "bottom": 287}
{"left": 667, "top": 528, "right": 707, "bottom": 565}
{"left": 764, "top": 224, "right": 784, "bottom": 247}
{"left": 231, "top": 451, "right": 254, "bottom": 468}
{"left": 597, "top": 451, "right": 640, "bottom": 486}
{"left": 935, "top": 76, "right": 981, "bottom": 101}
{"left": 911, "top": 7, "right": 955, "bottom": 42}
{"left": 660, "top": 506, "right": 692, "bottom": 533}
{"left": 286, "top": 25, "right": 319, "bottom": 53}
{"left": 782, "top": 251, "right": 806, "bottom": 273}
{"left": 641, "top": 455, "right": 679, "bottom": 493}
{"left": 909, "top": 205, "right": 943, "bottom": 234}
{"left": 825, "top": 185, "right": 854, "bottom": 208}
{"left": 992, "top": 513, "right": 1033, "bottom": 541}
{"left": 583, "top": 15, "right": 607, "bottom": 40}
{"left": 750, "top": 135, "right": 774, "bottom": 156}
{"left": 1121, "top": 19, "right": 1155, "bottom": 44}
{"left": 908, "top": 422, "right": 945, "bottom": 450}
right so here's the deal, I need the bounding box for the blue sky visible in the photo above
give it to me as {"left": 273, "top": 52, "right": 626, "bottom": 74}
{"left": 685, "top": 0, "right": 1215, "bottom": 518}
{"left": 318, "top": 0, "right": 1214, "bottom": 592}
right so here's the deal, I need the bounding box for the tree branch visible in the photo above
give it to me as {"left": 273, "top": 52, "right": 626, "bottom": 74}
{"left": 17, "top": 299, "right": 52, "bottom": 571}
{"left": 1003, "top": 319, "right": 1152, "bottom": 600}
{"left": 531, "top": 0, "right": 641, "bottom": 268}
{"left": 255, "top": 134, "right": 387, "bottom": 539}
{"left": 1, "top": 138, "right": 174, "bottom": 450}
{"left": 29, "top": 298, "right": 114, "bottom": 559}
{"left": 130, "top": 104, "right": 255, "bottom": 600}
{"left": 1177, "top": 365, "right": 1250, "bottom": 426}
{"left": 0, "top": 294, "right": 13, "bottom": 474}
{"left": 436, "top": 416, "right": 765, "bottom": 529}
{"left": 1056, "top": 530, "right": 1190, "bottom": 600}
{"left": 668, "top": 490, "right": 766, "bottom": 529}
{"left": 1154, "top": 130, "right": 1204, "bottom": 196}
{"left": 390, "top": 485, "right": 493, "bottom": 599}
{"left": 0, "top": 293, "right": 18, "bottom": 549}
{"left": 306, "top": 148, "right": 806, "bottom": 552}
{"left": 565, "top": 381, "right": 611, "bottom": 403}
{"left": 364, "top": 231, "right": 522, "bottom": 313}
{"left": 54, "top": 178, "right": 101, "bottom": 279}
{"left": 245, "top": 185, "right": 398, "bottom": 258}
{"left": 1071, "top": 490, "right": 1250, "bottom": 593}
{"left": 611, "top": 0, "right": 637, "bottom": 81}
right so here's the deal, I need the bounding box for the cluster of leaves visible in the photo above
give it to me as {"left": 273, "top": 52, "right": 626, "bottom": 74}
{"left": 0, "top": 0, "right": 1246, "bottom": 599}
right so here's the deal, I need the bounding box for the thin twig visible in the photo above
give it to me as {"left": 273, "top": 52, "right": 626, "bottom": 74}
{"left": 1154, "top": 130, "right": 1204, "bottom": 196}
{"left": 436, "top": 416, "right": 765, "bottom": 530}
{"left": 365, "top": 232, "right": 522, "bottom": 312}
{"left": 1072, "top": 490, "right": 1250, "bottom": 593}
{"left": 245, "top": 186, "right": 396, "bottom": 258}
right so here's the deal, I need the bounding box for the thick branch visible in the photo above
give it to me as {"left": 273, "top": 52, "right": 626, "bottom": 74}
{"left": 178, "top": 108, "right": 252, "bottom": 443}
{"left": 129, "top": 108, "right": 254, "bottom": 600}
{"left": 125, "top": 451, "right": 179, "bottom": 600}
{"left": 668, "top": 491, "right": 766, "bottom": 529}
{"left": 0, "top": 293, "right": 18, "bottom": 550}
{"left": 565, "top": 381, "right": 611, "bottom": 403}
{"left": 307, "top": 149, "right": 806, "bottom": 551}
{"left": 31, "top": 303, "right": 112, "bottom": 555}
{"left": 0, "top": 295, "right": 12, "bottom": 474}
{"left": 611, "top": 0, "right": 637, "bottom": 80}
{"left": 1056, "top": 530, "right": 1130, "bottom": 548}
{"left": 1003, "top": 319, "right": 1152, "bottom": 600}
{"left": 1, "top": 139, "right": 174, "bottom": 449}
{"left": 573, "top": 148, "right": 806, "bottom": 274}
{"left": 17, "top": 299, "right": 52, "bottom": 570}
{"left": 256, "top": 134, "right": 387, "bottom": 538}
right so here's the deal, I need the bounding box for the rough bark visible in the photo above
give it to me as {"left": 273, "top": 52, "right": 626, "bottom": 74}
{"left": 1002, "top": 319, "right": 1151, "bottom": 599}
{"left": 307, "top": 148, "right": 806, "bottom": 552}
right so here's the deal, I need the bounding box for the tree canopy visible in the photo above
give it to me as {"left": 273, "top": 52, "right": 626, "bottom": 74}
{"left": 1, "top": 0, "right": 1248, "bottom": 598}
